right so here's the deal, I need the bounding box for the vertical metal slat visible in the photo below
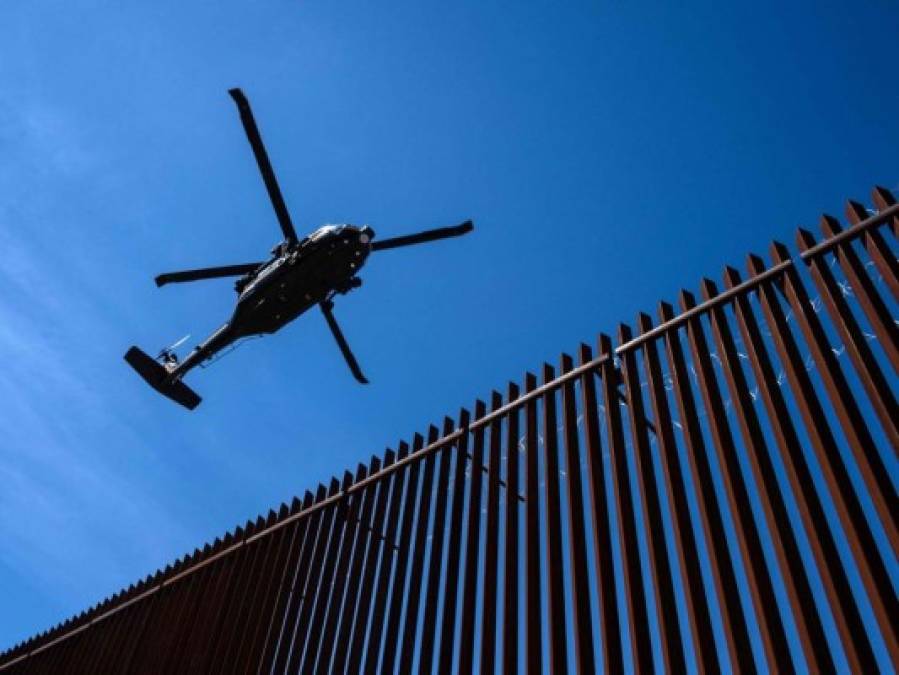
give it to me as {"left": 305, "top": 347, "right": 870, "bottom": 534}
{"left": 853, "top": 193, "right": 899, "bottom": 300}
{"left": 410, "top": 418, "right": 455, "bottom": 674}
{"left": 396, "top": 425, "right": 441, "bottom": 674}
{"left": 746, "top": 255, "right": 882, "bottom": 672}
{"left": 344, "top": 450, "right": 398, "bottom": 674}
{"left": 380, "top": 433, "right": 426, "bottom": 675}
{"left": 459, "top": 400, "right": 489, "bottom": 673}
{"left": 617, "top": 324, "right": 686, "bottom": 673}
{"left": 300, "top": 470, "right": 360, "bottom": 675}
{"left": 271, "top": 485, "right": 331, "bottom": 674}
{"left": 599, "top": 335, "right": 654, "bottom": 674}
{"left": 800, "top": 227, "right": 899, "bottom": 450}
{"left": 501, "top": 382, "right": 521, "bottom": 675}
{"left": 328, "top": 459, "right": 382, "bottom": 675}
{"left": 704, "top": 275, "right": 834, "bottom": 672}
{"left": 480, "top": 392, "right": 504, "bottom": 675}
{"left": 361, "top": 443, "right": 411, "bottom": 673}
{"left": 524, "top": 372, "right": 543, "bottom": 675}
{"left": 658, "top": 303, "right": 755, "bottom": 673}
{"left": 559, "top": 354, "right": 597, "bottom": 673}
{"left": 679, "top": 289, "right": 793, "bottom": 672}
{"left": 577, "top": 345, "right": 623, "bottom": 674}
{"left": 818, "top": 214, "right": 899, "bottom": 374}
{"left": 256, "top": 492, "right": 315, "bottom": 674}
{"left": 541, "top": 363, "right": 569, "bottom": 674}
{"left": 436, "top": 408, "right": 472, "bottom": 675}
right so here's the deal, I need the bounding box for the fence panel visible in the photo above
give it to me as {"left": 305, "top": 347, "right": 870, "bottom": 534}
{"left": 2, "top": 186, "right": 897, "bottom": 674}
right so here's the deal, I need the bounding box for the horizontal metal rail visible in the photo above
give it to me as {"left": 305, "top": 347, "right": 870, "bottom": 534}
{"left": 799, "top": 200, "right": 899, "bottom": 259}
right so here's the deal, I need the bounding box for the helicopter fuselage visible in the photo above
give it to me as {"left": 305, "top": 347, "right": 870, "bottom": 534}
{"left": 235, "top": 224, "right": 371, "bottom": 333}
{"left": 169, "top": 224, "right": 371, "bottom": 380}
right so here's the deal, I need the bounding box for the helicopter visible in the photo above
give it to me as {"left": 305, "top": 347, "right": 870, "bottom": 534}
{"left": 125, "top": 88, "right": 474, "bottom": 410}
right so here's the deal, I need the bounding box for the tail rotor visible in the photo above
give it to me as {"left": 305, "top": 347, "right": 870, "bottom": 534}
{"left": 156, "top": 334, "right": 191, "bottom": 366}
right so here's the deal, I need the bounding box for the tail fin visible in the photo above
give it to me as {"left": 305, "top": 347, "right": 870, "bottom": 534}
{"left": 124, "top": 346, "right": 202, "bottom": 410}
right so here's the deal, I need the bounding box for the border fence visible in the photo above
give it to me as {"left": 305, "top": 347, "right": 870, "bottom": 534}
{"left": 1, "top": 186, "right": 897, "bottom": 674}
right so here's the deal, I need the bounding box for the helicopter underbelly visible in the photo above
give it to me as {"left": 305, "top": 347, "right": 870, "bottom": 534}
{"left": 233, "top": 271, "right": 322, "bottom": 334}
{"left": 232, "top": 243, "right": 364, "bottom": 335}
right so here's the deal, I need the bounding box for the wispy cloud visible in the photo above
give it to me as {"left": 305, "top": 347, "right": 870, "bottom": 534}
{"left": 0, "top": 99, "right": 195, "bottom": 638}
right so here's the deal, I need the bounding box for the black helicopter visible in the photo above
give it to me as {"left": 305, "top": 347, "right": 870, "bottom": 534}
{"left": 125, "top": 88, "right": 473, "bottom": 410}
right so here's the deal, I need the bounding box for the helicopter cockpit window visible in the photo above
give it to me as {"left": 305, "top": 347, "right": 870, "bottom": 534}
{"left": 309, "top": 224, "right": 345, "bottom": 242}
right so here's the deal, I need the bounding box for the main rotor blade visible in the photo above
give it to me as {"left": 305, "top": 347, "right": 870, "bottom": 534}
{"left": 155, "top": 263, "right": 262, "bottom": 287}
{"left": 228, "top": 88, "right": 299, "bottom": 244}
{"left": 320, "top": 300, "right": 369, "bottom": 384}
{"left": 370, "top": 220, "right": 473, "bottom": 252}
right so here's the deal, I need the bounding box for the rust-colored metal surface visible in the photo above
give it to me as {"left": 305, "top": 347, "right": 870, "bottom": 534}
{"left": 2, "top": 186, "right": 897, "bottom": 673}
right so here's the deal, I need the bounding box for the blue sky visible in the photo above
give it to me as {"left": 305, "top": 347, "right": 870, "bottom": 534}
{"left": 0, "top": 0, "right": 897, "bottom": 663}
